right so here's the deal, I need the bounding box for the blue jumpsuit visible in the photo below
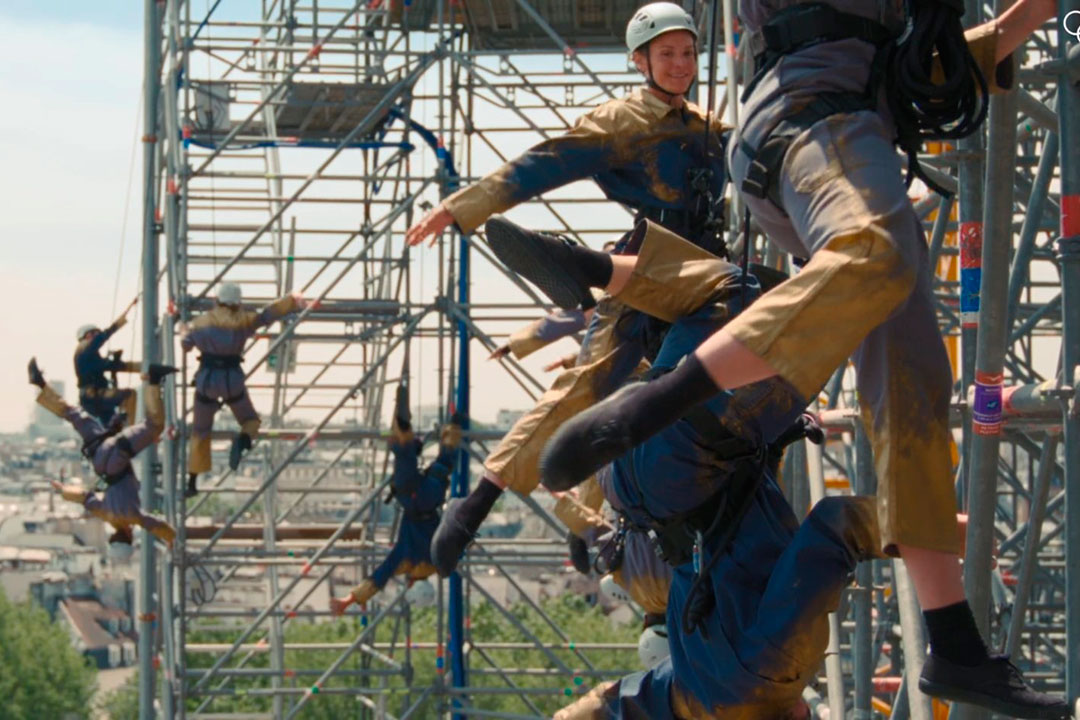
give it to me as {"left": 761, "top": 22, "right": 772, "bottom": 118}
{"left": 555, "top": 465, "right": 673, "bottom": 617}
{"left": 369, "top": 436, "right": 458, "bottom": 590}
{"left": 74, "top": 320, "right": 140, "bottom": 425}
{"left": 444, "top": 89, "right": 729, "bottom": 497}
{"left": 442, "top": 88, "right": 727, "bottom": 254}
{"left": 556, "top": 289, "right": 880, "bottom": 720}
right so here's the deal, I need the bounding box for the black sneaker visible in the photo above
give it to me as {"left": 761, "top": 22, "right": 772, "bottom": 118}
{"left": 919, "top": 654, "right": 1070, "bottom": 719}
{"left": 568, "top": 534, "right": 591, "bottom": 575}
{"left": 430, "top": 499, "right": 476, "bottom": 577}
{"left": 28, "top": 357, "right": 46, "bottom": 388}
{"left": 229, "top": 432, "right": 253, "bottom": 471}
{"left": 485, "top": 216, "right": 595, "bottom": 310}
{"left": 147, "top": 363, "right": 179, "bottom": 385}
{"left": 541, "top": 383, "right": 645, "bottom": 493}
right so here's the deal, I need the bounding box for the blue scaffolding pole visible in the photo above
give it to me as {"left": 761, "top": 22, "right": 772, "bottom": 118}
{"left": 449, "top": 221, "right": 470, "bottom": 719}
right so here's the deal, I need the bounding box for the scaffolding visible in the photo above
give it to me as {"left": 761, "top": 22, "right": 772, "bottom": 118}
{"left": 130, "top": 0, "right": 1080, "bottom": 718}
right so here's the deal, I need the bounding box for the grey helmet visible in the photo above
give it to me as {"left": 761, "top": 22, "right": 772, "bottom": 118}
{"left": 217, "top": 282, "right": 243, "bottom": 306}
{"left": 76, "top": 324, "right": 100, "bottom": 341}
{"left": 625, "top": 2, "right": 698, "bottom": 54}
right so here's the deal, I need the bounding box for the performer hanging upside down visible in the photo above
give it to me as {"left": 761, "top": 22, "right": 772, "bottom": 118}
{"left": 29, "top": 358, "right": 177, "bottom": 558}
{"left": 520, "top": 0, "right": 1066, "bottom": 708}
{"left": 180, "top": 282, "right": 309, "bottom": 497}
{"left": 551, "top": 277, "right": 874, "bottom": 720}
{"left": 74, "top": 299, "right": 142, "bottom": 425}
{"left": 331, "top": 387, "right": 462, "bottom": 614}
{"left": 404, "top": 2, "right": 734, "bottom": 577}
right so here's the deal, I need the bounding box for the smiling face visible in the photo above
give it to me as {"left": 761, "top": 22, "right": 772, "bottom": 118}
{"left": 632, "top": 29, "right": 697, "bottom": 96}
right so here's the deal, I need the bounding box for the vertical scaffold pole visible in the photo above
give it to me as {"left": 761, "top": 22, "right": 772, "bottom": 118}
{"left": 139, "top": 0, "right": 162, "bottom": 717}
{"left": 853, "top": 422, "right": 876, "bottom": 719}
{"left": 449, "top": 226, "right": 470, "bottom": 720}
{"left": 960, "top": 4, "right": 1020, "bottom": 716}
{"left": 1056, "top": 6, "right": 1080, "bottom": 709}
{"left": 956, "top": 0, "right": 988, "bottom": 508}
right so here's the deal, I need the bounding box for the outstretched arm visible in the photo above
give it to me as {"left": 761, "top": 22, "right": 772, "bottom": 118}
{"left": 254, "top": 292, "right": 309, "bottom": 329}
{"left": 406, "top": 109, "right": 617, "bottom": 246}
{"left": 506, "top": 308, "right": 590, "bottom": 361}
{"left": 179, "top": 323, "right": 195, "bottom": 353}
{"left": 93, "top": 299, "right": 137, "bottom": 350}
{"left": 989, "top": 0, "right": 1056, "bottom": 62}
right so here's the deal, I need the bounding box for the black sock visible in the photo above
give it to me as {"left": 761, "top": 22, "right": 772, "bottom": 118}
{"left": 456, "top": 477, "right": 504, "bottom": 533}
{"left": 924, "top": 601, "right": 990, "bottom": 666}
{"left": 187, "top": 473, "right": 198, "bottom": 493}
{"left": 625, "top": 353, "right": 721, "bottom": 444}
{"left": 568, "top": 243, "right": 613, "bottom": 288}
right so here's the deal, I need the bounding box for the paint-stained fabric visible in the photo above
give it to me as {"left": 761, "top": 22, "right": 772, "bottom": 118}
{"left": 184, "top": 296, "right": 300, "bottom": 474}
{"left": 459, "top": 89, "right": 729, "bottom": 493}
{"left": 508, "top": 308, "right": 589, "bottom": 361}
{"left": 557, "top": 294, "right": 881, "bottom": 720}
{"left": 369, "top": 435, "right": 457, "bottom": 589}
{"left": 559, "top": 494, "right": 879, "bottom": 720}
{"left": 724, "top": 1, "right": 985, "bottom": 550}
{"left": 74, "top": 316, "right": 141, "bottom": 424}
{"left": 74, "top": 317, "right": 130, "bottom": 392}
{"left": 553, "top": 467, "right": 672, "bottom": 617}
{"left": 444, "top": 88, "right": 727, "bottom": 253}
{"left": 41, "top": 386, "right": 174, "bottom": 540}
{"left": 486, "top": 227, "right": 737, "bottom": 493}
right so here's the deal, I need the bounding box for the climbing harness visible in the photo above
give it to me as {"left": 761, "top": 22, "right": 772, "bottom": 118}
{"left": 739, "top": 0, "right": 989, "bottom": 209}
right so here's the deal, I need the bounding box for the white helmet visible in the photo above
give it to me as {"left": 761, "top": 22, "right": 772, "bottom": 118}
{"left": 625, "top": 2, "right": 698, "bottom": 53}
{"left": 217, "top": 282, "right": 242, "bottom": 306}
{"left": 108, "top": 540, "right": 135, "bottom": 563}
{"left": 599, "top": 573, "right": 631, "bottom": 605}
{"left": 77, "top": 324, "right": 100, "bottom": 341}
{"left": 637, "top": 624, "right": 671, "bottom": 668}
{"left": 405, "top": 579, "right": 436, "bottom": 607}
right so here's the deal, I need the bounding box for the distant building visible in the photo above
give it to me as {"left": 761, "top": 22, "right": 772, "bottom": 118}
{"left": 29, "top": 381, "right": 74, "bottom": 441}
{"left": 33, "top": 572, "right": 138, "bottom": 670}
{"left": 415, "top": 404, "right": 444, "bottom": 432}
{"left": 494, "top": 408, "right": 526, "bottom": 430}
{"left": 58, "top": 597, "right": 137, "bottom": 669}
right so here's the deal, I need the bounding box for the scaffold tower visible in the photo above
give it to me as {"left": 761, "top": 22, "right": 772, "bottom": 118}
{"left": 130, "top": 0, "right": 1080, "bottom": 718}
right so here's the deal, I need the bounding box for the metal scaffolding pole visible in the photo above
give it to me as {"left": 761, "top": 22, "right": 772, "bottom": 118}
{"left": 139, "top": 0, "right": 163, "bottom": 717}
{"left": 957, "top": 9, "right": 1021, "bottom": 716}
{"left": 151, "top": 2, "right": 1071, "bottom": 717}
{"left": 1055, "top": 3, "right": 1080, "bottom": 708}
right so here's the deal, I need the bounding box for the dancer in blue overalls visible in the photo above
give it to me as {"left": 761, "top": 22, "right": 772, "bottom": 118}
{"left": 331, "top": 387, "right": 462, "bottom": 614}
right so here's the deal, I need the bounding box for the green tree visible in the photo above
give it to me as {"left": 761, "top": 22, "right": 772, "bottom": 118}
{"left": 178, "top": 590, "right": 639, "bottom": 718}
{"left": 97, "top": 675, "right": 139, "bottom": 720}
{"left": 0, "top": 586, "right": 97, "bottom": 720}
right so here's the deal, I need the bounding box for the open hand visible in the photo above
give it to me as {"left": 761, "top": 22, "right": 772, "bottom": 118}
{"left": 406, "top": 204, "right": 455, "bottom": 247}
{"left": 329, "top": 596, "right": 352, "bottom": 616}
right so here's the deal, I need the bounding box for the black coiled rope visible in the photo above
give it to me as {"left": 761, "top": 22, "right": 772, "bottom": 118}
{"left": 886, "top": 0, "right": 990, "bottom": 196}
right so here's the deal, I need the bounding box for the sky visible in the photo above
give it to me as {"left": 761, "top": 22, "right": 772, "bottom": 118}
{"left": 0, "top": 2, "right": 653, "bottom": 433}
{"left": 0, "top": 4, "right": 147, "bottom": 431}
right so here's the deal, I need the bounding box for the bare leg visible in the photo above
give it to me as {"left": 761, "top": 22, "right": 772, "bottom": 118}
{"left": 896, "top": 545, "right": 965, "bottom": 610}
{"left": 690, "top": 329, "right": 781, "bottom": 390}
{"left": 605, "top": 255, "right": 636, "bottom": 296}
